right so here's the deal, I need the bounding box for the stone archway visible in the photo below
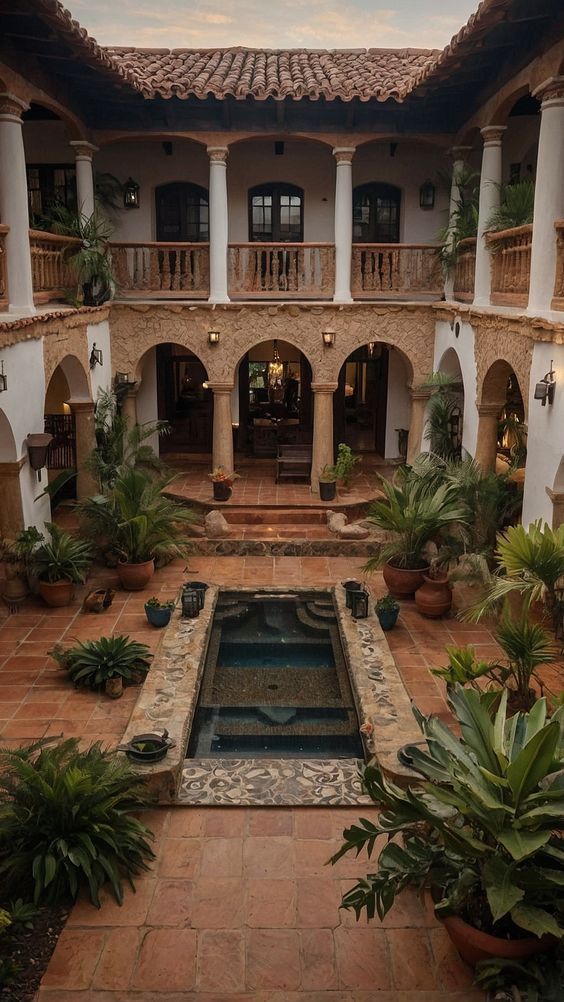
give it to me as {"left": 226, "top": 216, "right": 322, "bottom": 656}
{"left": 44, "top": 354, "right": 95, "bottom": 499}
{"left": 475, "top": 359, "right": 526, "bottom": 472}
{"left": 136, "top": 342, "right": 213, "bottom": 457}
{"left": 434, "top": 347, "right": 465, "bottom": 458}
{"left": 0, "top": 408, "right": 24, "bottom": 536}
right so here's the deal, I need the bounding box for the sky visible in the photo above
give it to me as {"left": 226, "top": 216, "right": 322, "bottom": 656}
{"left": 70, "top": 0, "right": 480, "bottom": 50}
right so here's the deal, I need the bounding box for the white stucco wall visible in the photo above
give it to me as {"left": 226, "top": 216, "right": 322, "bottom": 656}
{"left": 87, "top": 320, "right": 112, "bottom": 401}
{"left": 521, "top": 341, "right": 564, "bottom": 527}
{"left": 433, "top": 318, "right": 479, "bottom": 459}
{"left": 502, "top": 115, "right": 540, "bottom": 180}
{"left": 384, "top": 349, "right": 411, "bottom": 458}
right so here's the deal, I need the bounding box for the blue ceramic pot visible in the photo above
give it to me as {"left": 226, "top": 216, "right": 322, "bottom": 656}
{"left": 376, "top": 607, "right": 399, "bottom": 631}
{"left": 144, "top": 604, "right": 173, "bottom": 628}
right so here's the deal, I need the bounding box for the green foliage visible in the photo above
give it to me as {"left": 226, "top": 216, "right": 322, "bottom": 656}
{"left": 331, "top": 688, "right": 564, "bottom": 945}
{"left": 421, "top": 372, "right": 463, "bottom": 461}
{"left": 6, "top": 898, "right": 40, "bottom": 930}
{"left": 145, "top": 597, "right": 175, "bottom": 610}
{"left": 438, "top": 164, "right": 480, "bottom": 274}
{"left": 319, "top": 463, "right": 338, "bottom": 482}
{"left": 432, "top": 645, "right": 494, "bottom": 688}
{"left": 77, "top": 467, "right": 194, "bottom": 565}
{"left": 375, "top": 594, "right": 400, "bottom": 614}
{"left": 334, "top": 443, "right": 360, "bottom": 488}
{"left": 29, "top": 523, "right": 93, "bottom": 584}
{"left": 0, "top": 739, "right": 154, "bottom": 906}
{"left": 86, "top": 389, "right": 170, "bottom": 490}
{"left": 486, "top": 180, "right": 535, "bottom": 233}
{"left": 51, "top": 635, "right": 152, "bottom": 690}
{"left": 475, "top": 944, "right": 564, "bottom": 1000}
{"left": 49, "top": 206, "right": 115, "bottom": 305}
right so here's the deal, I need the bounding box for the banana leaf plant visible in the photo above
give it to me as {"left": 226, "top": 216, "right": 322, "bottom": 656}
{"left": 331, "top": 687, "right": 564, "bottom": 946}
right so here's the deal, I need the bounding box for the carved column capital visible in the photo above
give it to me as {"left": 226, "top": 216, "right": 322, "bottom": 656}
{"left": 69, "top": 141, "right": 98, "bottom": 161}
{"left": 0, "top": 92, "right": 29, "bottom": 123}
{"left": 207, "top": 146, "right": 229, "bottom": 165}
{"left": 207, "top": 381, "right": 234, "bottom": 394}
{"left": 533, "top": 76, "right": 564, "bottom": 107}
{"left": 410, "top": 387, "right": 432, "bottom": 401}
{"left": 480, "top": 125, "right": 507, "bottom": 146}
{"left": 332, "top": 147, "right": 355, "bottom": 165}
{"left": 311, "top": 381, "right": 338, "bottom": 393}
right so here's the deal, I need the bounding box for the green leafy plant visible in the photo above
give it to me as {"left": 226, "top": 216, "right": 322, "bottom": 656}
{"left": 319, "top": 463, "right": 338, "bottom": 482}
{"left": 438, "top": 164, "right": 480, "bottom": 274}
{"left": 145, "top": 597, "right": 175, "bottom": 610}
{"left": 86, "top": 389, "right": 170, "bottom": 490}
{"left": 375, "top": 594, "right": 400, "bottom": 615}
{"left": 486, "top": 179, "right": 535, "bottom": 233}
{"left": 0, "top": 738, "right": 154, "bottom": 906}
{"left": 50, "top": 205, "right": 115, "bottom": 306}
{"left": 421, "top": 372, "right": 463, "bottom": 461}
{"left": 431, "top": 644, "right": 494, "bottom": 689}
{"left": 6, "top": 898, "right": 40, "bottom": 930}
{"left": 29, "top": 523, "right": 93, "bottom": 584}
{"left": 51, "top": 635, "right": 152, "bottom": 690}
{"left": 334, "top": 443, "right": 360, "bottom": 488}
{"left": 331, "top": 688, "right": 564, "bottom": 948}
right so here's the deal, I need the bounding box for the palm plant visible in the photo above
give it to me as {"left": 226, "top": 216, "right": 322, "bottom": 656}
{"left": 51, "top": 635, "right": 153, "bottom": 690}
{"left": 439, "top": 165, "right": 480, "bottom": 274}
{"left": 50, "top": 205, "right": 115, "bottom": 305}
{"left": 486, "top": 179, "right": 535, "bottom": 233}
{"left": 86, "top": 389, "right": 170, "bottom": 489}
{"left": 421, "top": 372, "right": 463, "bottom": 461}
{"left": 494, "top": 615, "right": 557, "bottom": 710}
{"left": 29, "top": 523, "right": 93, "bottom": 584}
{"left": 0, "top": 738, "right": 154, "bottom": 906}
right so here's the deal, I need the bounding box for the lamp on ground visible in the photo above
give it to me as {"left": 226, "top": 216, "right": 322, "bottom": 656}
{"left": 208, "top": 328, "right": 220, "bottom": 345}
{"left": 89, "top": 343, "right": 103, "bottom": 368}
{"left": 0, "top": 360, "right": 6, "bottom": 392}
{"left": 419, "top": 179, "right": 436, "bottom": 210}
{"left": 534, "top": 362, "right": 556, "bottom": 407}
{"left": 322, "top": 327, "right": 335, "bottom": 347}
{"left": 181, "top": 588, "right": 200, "bottom": 618}
{"left": 350, "top": 588, "right": 370, "bottom": 619}
{"left": 123, "top": 177, "right": 140, "bottom": 209}
{"left": 26, "top": 433, "right": 52, "bottom": 482}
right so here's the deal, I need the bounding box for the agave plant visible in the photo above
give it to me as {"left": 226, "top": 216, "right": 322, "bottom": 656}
{"left": 29, "top": 523, "right": 93, "bottom": 584}
{"left": 331, "top": 688, "right": 564, "bottom": 946}
{"left": 51, "top": 635, "right": 153, "bottom": 689}
{"left": 86, "top": 389, "right": 170, "bottom": 490}
{"left": 0, "top": 738, "right": 154, "bottom": 906}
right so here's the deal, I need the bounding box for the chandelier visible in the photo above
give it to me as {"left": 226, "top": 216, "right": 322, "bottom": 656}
{"left": 268, "top": 340, "right": 284, "bottom": 385}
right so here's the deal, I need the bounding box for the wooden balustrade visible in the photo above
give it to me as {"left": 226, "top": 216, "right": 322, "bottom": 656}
{"left": 553, "top": 220, "right": 564, "bottom": 312}
{"left": 29, "top": 229, "right": 80, "bottom": 303}
{"left": 453, "top": 237, "right": 476, "bottom": 303}
{"left": 351, "top": 244, "right": 442, "bottom": 299}
{"left": 0, "top": 224, "right": 8, "bottom": 308}
{"left": 228, "top": 243, "right": 335, "bottom": 297}
{"left": 111, "top": 241, "right": 209, "bottom": 297}
{"left": 486, "top": 224, "right": 532, "bottom": 307}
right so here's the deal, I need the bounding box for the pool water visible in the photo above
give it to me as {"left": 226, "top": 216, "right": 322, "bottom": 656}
{"left": 187, "top": 591, "right": 363, "bottom": 759}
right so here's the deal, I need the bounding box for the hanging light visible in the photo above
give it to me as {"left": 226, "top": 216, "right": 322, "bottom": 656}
{"left": 115, "top": 372, "right": 132, "bottom": 385}
{"left": 89, "top": 343, "right": 103, "bottom": 368}
{"left": 419, "top": 179, "right": 435, "bottom": 209}
{"left": 0, "top": 360, "right": 6, "bottom": 392}
{"left": 322, "top": 327, "right": 335, "bottom": 347}
{"left": 534, "top": 361, "right": 556, "bottom": 406}
{"left": 208, "top": 328, "right": 220, "bottom": 345}
{"left": 268, "top": 339, "right": 284, "bottom": 386}
{"left": 123, "top": 177, "right": 140, "bottom": 209}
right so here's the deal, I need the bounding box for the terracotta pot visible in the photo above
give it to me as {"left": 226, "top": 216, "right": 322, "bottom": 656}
{"left": 117, "top": 559, "right": 155, "bottom": 591}
{"left": 415, "top": 573, "right": 453, "bottom": 618}
{"left": 213, "top": 481, "right": 232, "bottom": 501}
{"left": 441, "top": 914, "right": 555, "bottom": 968}
{"left": 105, "top": 676, "right": 123, "bottom": 699}
{"left": 382, "top": 560, "right": 429, "bottom": 598}
{"left": 38, "top": 579, "right": 74, "bottom": 607}
{"left": 2, "top": 575, "right": 29, "bottom": 608}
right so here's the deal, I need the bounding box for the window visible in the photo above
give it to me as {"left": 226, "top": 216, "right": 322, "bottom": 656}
{"left": 248, "top": 183, "right": 303, "bottom": 242}
{"left": 353, "top": 183, "right": 401, "bottom": 243}
{"left": 155, "top": 182, "right": 209, "bottom": 242}
{"left": 26, "top": 164, "right": 76, "bottom": 222}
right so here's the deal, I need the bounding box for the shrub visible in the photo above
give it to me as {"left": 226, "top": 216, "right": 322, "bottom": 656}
{"left": 29, "top": 523, "right": 94, "bottom": 584}
{"left": 51, "top": 635, "right": 152, "bottom": 689}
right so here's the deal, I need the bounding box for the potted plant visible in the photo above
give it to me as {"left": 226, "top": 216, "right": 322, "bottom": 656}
{"left": 415, "top": 561, "right": 453, "bottom": 618}
{"left": 375, "top": 594, "right": 400, "bottom": 631}
{"left": 334, "top": 443, "right": 360, "bottom": 492}
{"left": 331, "top": 686, "right": 564, "bottom": 969}
{"left": 144, "top": 596, "right": 176, "bottom": 628}
{"left": 364, "top": 469, "right": 467, "bottom": 597}
{"left": 1, "top": 538, "right": 29, "bottom": 610}
{"left": 318, "top": 464, "right": 337, "bottom": 502}
{"left": 208, "top": 467, "right": 240, "bottom": 501}
{"left": 30, "top": 524, "right": 93, "bottom": 607}
{"left": 77, "top": 468, "right": 194, "bottom": 591}
{"left": 50, "top": 206, "right": 116, "bottom": 306}
{"left": 51, "top": 634, "right": 152, "bottom": 699}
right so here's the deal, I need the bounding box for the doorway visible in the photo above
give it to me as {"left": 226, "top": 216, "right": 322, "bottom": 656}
{"left": 156, "top": 344, "right": 213, "bottom": 454}
{"left": 334, "top": 344, "right": 390, "bottom": 456}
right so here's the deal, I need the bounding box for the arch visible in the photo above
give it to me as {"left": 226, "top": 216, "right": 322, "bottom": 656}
{"left": 480, "top": 359, "right": 521, "bottom": 409}
{"left": 333, "top": 341, "right": 411, "bottom": 458}
{"left": 486, "top": 85, "right": 534, "bottom": 128}
{"left": 438, "top": 347, "right": 463, "bottom": 380}
{"left": 353, "top": 182, "right": 401, "bottom": 243}
{"left": 22, "top": 98, "right": 86, "bottom": 143}
{"left": 553, "top": 456, "right": 564, "bottom": 494}
{"left": 227, "top": 133, "right": 334, "bottom": 152}
{"left": 248, "top": 182, "right": 304, "bottom": 242}
{"left": 138, "top": 341, "right": 212, "bottom": 456}
{"left": 155, "top": 181, "right": 209, "bottom": 242}
{"left": 454, "top": 124, "right": 482, "bottom": 150}
{"left": 354, "top": 135, "right": 450, "bottom": 153}
{"left": 45, "top": 353, "right": 90, "bottom": 403}
{"left": 232, "top": 334, "right": 315, "bottom": 379}
{"left": 332, "top": 333, "right": 414, "bottom": 389}
{"left": 0, "top": 409, "right": 18, "bottom": 463}
{"left": 97, "top": 132, "right": 208, "bottom": 150}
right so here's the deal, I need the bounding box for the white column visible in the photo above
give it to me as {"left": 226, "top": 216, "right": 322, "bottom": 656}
{"left": 527, "top": 78, "right": 564, "bottom": 315}
{"left": 311, "top": 382, "right": 337, "bottom": 493}
{"left": 207, "top": 146, "right": 230, "bottom": 304}
{"left": 209, "top": 382, "right": 234, "bottom": 472}
{"left": 473, "top": 125, "right": 506, "bottom": 307}
{"left": 333, "top": 147, "right": 355, "bottom": 304}
{"left": 70, "top": 141, "right": 98, "bottom": 218}
{"left": 444, "top": 145, "right": 472, "bottom": 300}
{"left": 0, "top": 93, "right": 35, "bottom": 314}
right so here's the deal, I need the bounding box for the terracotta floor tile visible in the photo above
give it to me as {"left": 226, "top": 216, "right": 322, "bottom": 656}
{"left": 167, "top": 808, "right": 205, "bottom": 837}
{"left": 247, "top": 808, "right": 294, "bottom": 836}
{"left": 296, "top": 878, "right": 341, "bottom": 928}
{"left": 67, "top": 880, "right": 156, "bottom": 927}
{"left": 200, "top": 836, "right": 243, "bottom": 877}
{"left": 301, "top": 928, "right": 338, "bottom": 989}
{"left": 244, "top": 836, "right": 295, "bottom": 878}
{"left": 145, "top": 878, "right": 193, "bottom": 927}
{"left": 158, "top": 837, "right": 202, "bottom": 879}
{"left": 197, "top": 929, "right": 245, "bottom": 992}
{"left": 40, "top": 929, "right": 106, "bottom": 990}
{"left": 246, "top": 928, "right": 301, "bottom": 991}
{"left": 203, "top": 807, "right": 246, "bottom": 836}
{"left": 131, "top": 928, "right": 196, "bottom": 990}
{"left": 191, "top": 877, "right": 244, "bottom": 928}
{"left": 246, "top": 878, "right": 296, "bottom": 927}
{"left": 92, "top": 927, "right": 140, "bottom": 990}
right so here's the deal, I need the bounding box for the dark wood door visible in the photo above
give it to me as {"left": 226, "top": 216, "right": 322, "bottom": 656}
{"left": 155, "top": 183, "right": 209, "bottom": 242}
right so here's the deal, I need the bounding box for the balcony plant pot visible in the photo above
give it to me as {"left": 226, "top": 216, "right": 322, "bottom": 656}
{"left": 382, "top": 559, "right": 429, "bottom": 598}
{"left": 213, "top": 481, "right": 232, "bottom": 502}
{"left": 38, "top": 579, "right": 74, "bottom": 608}
{"left": 144, "top": 603, "right": 173, "bottom": 628}
{"left": 117, "top": 559, "right": 155, "bottom": 591}
{"left": 319, "top": 479, "right": 337, "bottom": 502}
{"left": 415, "top": 573, "right": 452, "bottom": 618}
{"left": 105, "top": 676, "right": 123, "bottom": 700}
{"left": 440, "top": 913, "right": 555, "bottom": 968}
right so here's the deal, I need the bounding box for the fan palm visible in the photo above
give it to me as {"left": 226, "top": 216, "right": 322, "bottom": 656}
{"left": 50, "top": 205, "right": 115, "bottom": 305}
{"left": 86, "top": 389, "right": 170, "bottom": 489}
{"left": 486, "top": 179, "right": 535, "bottom": 233}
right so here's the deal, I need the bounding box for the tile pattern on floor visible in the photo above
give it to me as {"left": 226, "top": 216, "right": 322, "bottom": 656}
{"left": 179, "top": 758, "right": 371, "bottom": 805}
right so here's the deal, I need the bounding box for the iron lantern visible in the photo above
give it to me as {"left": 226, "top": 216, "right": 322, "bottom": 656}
{"left": 534, "top": 362, "right": 556, "bottom": 407}
{"left": 123, "top": 177, "right": 140, "bottom": 209}
{"left": 322, "top": 327, "right": 335, "bottom": 347}
{"left": 89, "top": 343, "right": 103, "bottom": 368}
{"left": 181, "top": 588, "right": 200, "bottom": 618}
{"left": 350, "top": 588, "right": 370, "bottom": 619}
{"left": 0, "top": 360, "right": 6, "bottom": 392}
{"left": 208, "top": 328, "right": 220, "bottom": 345}
{"left": 419, "top": 179, "right": 435, "bottom": 209}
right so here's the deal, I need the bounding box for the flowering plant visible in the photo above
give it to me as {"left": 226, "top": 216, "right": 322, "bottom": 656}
{"left": 208, "top": 467, "right": 240, "bottom": 484}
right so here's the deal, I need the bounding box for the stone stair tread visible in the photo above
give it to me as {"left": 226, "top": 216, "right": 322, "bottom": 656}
{"left": 295, "top": 605, "right": 331, "bottom": 633}
{"left": 306, "top": 601, "right": 337, "bottom": 620}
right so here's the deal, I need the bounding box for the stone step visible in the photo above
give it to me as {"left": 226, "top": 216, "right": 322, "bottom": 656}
{"left": 306, "top": 601, "right": 337, "bottom": 621}
{"left": 223, "top": 508, "right": 328, "bottom": 526}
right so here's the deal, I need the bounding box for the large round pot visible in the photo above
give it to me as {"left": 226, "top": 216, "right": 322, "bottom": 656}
{"left": 441, "top": 914, "right": 555, "bottom": 968}
{"left": 319, "top": 480, "right": 336, "bottom": 502}
{"left": 382, "top": 559, "right": 429, "bottom": 598}
{"left": 213, "top": 481, "right": 232, "bottom": 502}
{"left": 117, "top": 559, "right": 155, "bottom": 591}
{"left": 415, "top": 573, "right": 453, "bottom": 618}
{"left": 38, "top": 578, "right": 74, "bottom": 607}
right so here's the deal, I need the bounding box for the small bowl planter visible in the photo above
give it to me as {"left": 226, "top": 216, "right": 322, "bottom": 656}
{"left": 118, "top": 730, "right": 176, "bottom": 764}
{"left": 144, "top": 598, "right": 175, "bottom": 628}
{"left": 209, "top": 467, "right": 240, "bottom": 502}
{"left": 117, "top": 558, "right": 155, "bottom": 592}
{"left": 375, "top": 595, "right": 400, "bottom": 631}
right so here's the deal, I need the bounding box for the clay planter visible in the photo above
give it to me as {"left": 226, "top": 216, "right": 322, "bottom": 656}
{"left": 38, "top": 579, "right": 74, "bottom": 607}
{"left": 144, "top": 604, "right": 173, "bottom": 628}
{"left": 117, "top": 559, "right": 155, "bottom": 591}
{"left": 319, "top": 480, "right": 336, "bottom": 502}
{"left": 213, "top": 481, "right": 232, "bottom": 502}
{"left": 2, "top": 575, "right": 29, "bottom": 609}
{"left": 441, "top": 914, "right": 555, "bottom": 968}
{"left": 105, "top": 676, "right": 123, "bottom": 699}
{"left": 415, "top": 573, "right": 453, "bottom": 618}
{"left": 382, "top": 560, "right": 429, "bottom": 598}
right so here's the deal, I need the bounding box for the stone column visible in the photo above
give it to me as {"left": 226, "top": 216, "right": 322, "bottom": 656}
{"left": 474, "top": 403, "right": 500, "bottom": 472}
{"left": 0, "top": 93, "right": 34, "bottom": 314}
{"left": 473, "top": 125, "right": 506, "bottom": 307}
{"left": 70, "top": 141, "right": 98, "bottom": 218}
{"left": 207, "top": 147, "right": 230, "bottom": 304}
{"left": 333, "top": 148, "right": 355, "bottom": 303}
{"left": 444, "top": 145, "right": 472, "bottom": 300}
{"left": 528, "top": 78, "right": 564, "bottom": 315}
{"left": 209, "top": 382, "right": 234, "bottom": 472}
{"left": 406, "top": 389, "right": 431, "bottom": 465}
{"left": 68, "top": 400, "right": 97, "bottom": 499}
{"left": 0, "top": 458, "right": 25, "bottom": 535}
{"left": 311, "top": 382, "right": 337, "bottom": 493}
{"left": 120, "top": 387, "right": 138, "bottom": 429}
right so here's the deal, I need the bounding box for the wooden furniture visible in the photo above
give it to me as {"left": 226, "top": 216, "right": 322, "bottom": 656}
{"left": 276, "top": 444, "right": 312, "bottom": 483}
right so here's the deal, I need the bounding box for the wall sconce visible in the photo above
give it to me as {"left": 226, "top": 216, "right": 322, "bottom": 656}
{"left": 322, "top": 327, "right": 335, "bottom": 347}
{"left": 0, "top": 360, "right": 6, "bottom": 392}
{"left": 89, "top": 343, "right": 103, "bottom": 368}
{"left": 123, "top": 177, "right": 140, "bottom": 209}
{"left": 419, "top": 179, "right": 435, "bottom": 210}
{"left": 534, "top": 362, "right": 556, "bottom": 407}
{"left": 208, "top": 328, "right": 220, "bottom": 345}
{"left": 26, "top": 433, "right": 52, "bottom": 481}
{"left": 115, "top": 372, "right": 132, "bottom": 385}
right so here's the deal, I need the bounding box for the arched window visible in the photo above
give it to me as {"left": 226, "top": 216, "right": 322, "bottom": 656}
{"left": 248, "top": 183, "right": 304, "bottom": 242}
{"left": 353, "top": 183, "right": 401, "bottom": 243}
{"left": 155, "top": 182, "right": 209, "bottom": 242}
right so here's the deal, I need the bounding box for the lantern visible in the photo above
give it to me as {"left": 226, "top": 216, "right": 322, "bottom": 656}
{"left": 419, "top": 179, "right": 435, "bottom": 209}
{"left": 350, "top": 588, "right": 370, "bottom": 619}
{"left": 181, "top": 588, "right": 200, "bottom": 618}
{"left": 343, "top": 580, "right": 362, "bottom": 609}
{"left": 534, "top": 362, "right": 556, "bottom": 407}
{"left": 123, "top": 177, "right": 140, "bottom": 209}
{"left": 322, "top": 327, "right": 335, "bottom": 347}
{"left": 0, "top": 360, "right": 7, "bottom": 392}
{"left": 89, "top": 343, "right": 103, "bottom": 368}
{"left": 26, "top": 432, "right": 53, "bottom": 481}
{"left": 184, "top": 581, "right": 208, "bottom": 610}
{"left": 208, "top": 328, "right": 220, "bottom": 345}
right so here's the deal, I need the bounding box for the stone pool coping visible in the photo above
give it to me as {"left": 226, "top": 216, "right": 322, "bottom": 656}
{"left": 121, "top": 584, "right": 421, "bottom": 803}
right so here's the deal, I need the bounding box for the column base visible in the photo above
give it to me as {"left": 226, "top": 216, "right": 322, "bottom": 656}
{"left": 208, "top": 295, "right": 231, "bottom": 304}
{"left": 7, "top": 304, "right": 36, "bottom": 316}
{"left": 332, "top": 295, "right": 353, "bottom": 304}
{"left": 472, "top": 297, "right": 491, "bottom": 308}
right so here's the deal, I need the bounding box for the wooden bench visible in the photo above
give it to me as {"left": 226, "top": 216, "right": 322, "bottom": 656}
{"left": 276, "top": 444, "right": 312, "bottom": 483}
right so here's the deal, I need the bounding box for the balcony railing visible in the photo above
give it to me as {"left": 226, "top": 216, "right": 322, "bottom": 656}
{"left": 29, "top": 229, "right": 80, "bottom": 303}
{"left": 453, "top": 237, "right": 476, "bottom": 303}
{"left": 111, "top": 241, "right": 210, "bottom": 298}
{"left": 0, "top": 224, "right": 8, "bottom": 309}
{"left": 228, "top": 243, "right": 335, "bottom": 298}
{"left": 486, "top": 224, "right": 532, "bottom": 307}
{"left": 553, "top": 220, "right": 564, "bottom": 312}
{"left": 351, "top": 244, "right": 442, "bottom": 299}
